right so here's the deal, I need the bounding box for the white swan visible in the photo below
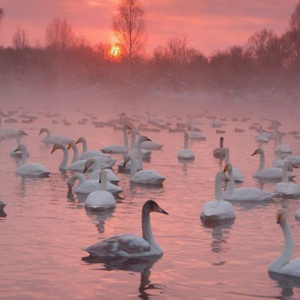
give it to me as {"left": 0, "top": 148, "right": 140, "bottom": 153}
{"left": 85, "top": 169, "right": 116, "bottom": 211}
{"left": 285, "top": 155, "right": 300, "bottom": 168}
{"left": 255, "top": 126, "right": 269, "bottom": 143}
{"left": 14, "top": 144, "right": 50, "bottom": 177}
{"left": 124, "top": 154, "right": 165, "bottom": 185}
{"left": 275, "top": 133, "right": 292, "bottom": 156}
{"left": 82, "top": 200, "right": 168, "bottom": 257}
{"left": 224, "top": 148, "right": 244, "bottom": 182}
{"left": 130, "top": 129, "right": 151, "bottom": 160}
{"left": 268, "top": 209, "right": 300, "bottom": 277}
{"left": 188, "top": 126, "right": 206, "bottom": 140}
{"left": 213, "top": 137, "right": 225, "bottom": 159}
{"left": 10, "top": 130, "right": 29, "bottom": 157}
{"left": 200, "top": 171, "right": 235, "bottom": 222}
{"left": 67, "top": 172, "right": 123, "bottom": 195}
{"left": 0, "top": 116, "right": 18, "bottom": 139}
{"left": 101, "top": 124, "right": 129, "bottom": 154}
{"left": 83, "top": 158, "right": 120, "bottom": 183}
{"left": 274, "top": 161, "right": 300, "bottom": 198}
{"left": 39, "top": 127, "right": 75, "bottom": 145}
{"left": 75, "top": 137, "right": 112, "bottom": 161}
{"left": 177, "top": 132, "right": 195, "bottom": 160}
{"left": 118, "top": 135, "right": 150, "bottom": 172}
{"left": 252, "top": 148, "right": 295, "bottom": 181}
{"left": 224, "top": 163, "right": 277, "bottom": 201}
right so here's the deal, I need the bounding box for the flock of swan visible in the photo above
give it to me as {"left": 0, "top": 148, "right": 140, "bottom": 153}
{"left": 1, "top": 110, "right": 300, "bottom": 279}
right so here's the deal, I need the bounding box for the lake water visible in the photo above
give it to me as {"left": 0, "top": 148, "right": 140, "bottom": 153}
{"left": 1, "top": 98, "right": 300, "bottom": 299}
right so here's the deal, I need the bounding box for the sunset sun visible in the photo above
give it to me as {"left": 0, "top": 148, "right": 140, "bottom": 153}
{"left": 109, "top": 44, "right": 121, "bottom": 58}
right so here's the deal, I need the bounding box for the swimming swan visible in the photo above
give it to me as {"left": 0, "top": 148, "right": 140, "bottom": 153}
{"left": 200, "top": 171, "right": 235, "bottom": 223}
{"left": 39, "top": 127, "right": 75, "bottom": 145}
{"left": 213, "top": 137, "right": 225, "bottom": 159}
{"left": 268, "top": 209, "right": 300, "bottom": 277}
{"left": 177, "top": 132, "right": 195, "bottom": 160}
{"left": 14, "top": 144, "right": 50, "bottom": 177}
{"left": 82, "top": 200, "right": 168, "bottom": 257}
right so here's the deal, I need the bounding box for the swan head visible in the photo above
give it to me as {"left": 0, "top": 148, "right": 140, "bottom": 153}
{"left": 140, "top": 136, "right": 152, "bottom": 143}
{"left": 18, "top": 130, "right": 28, "bottom": 136}
{"left": 143, "top": 200, "right": 168, "bottom": 215}
{"left": 39, "top": 127, "right": 49, "bottom": 136}
{"left": 83, "top": 158, "right": 95, "bottom": 173}
{"left": 216, "top": 171, "right": 229, "bottom": 182}
{"left": 223, "top": 163, "right": 232, "bottom": 173}
{"left": 14, "top": 144, "right": 26, "bottom": 153}
{"left": 51, "top": 143, "right": 64, "bottom": 154}
{"left": 67, "top": 142, "right": 75, "bottom": 150}
{"left": 276, "top": 209, "right": 287, "bottom": 224}
{"left": 75, "top": 137, "right": 85, "bottom": 144}
{"left": 251, "top": 148, "right": 263, "bottom": 156}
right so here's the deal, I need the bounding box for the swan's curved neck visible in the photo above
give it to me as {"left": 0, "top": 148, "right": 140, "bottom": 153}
{"left": 81, "top": 138, "right": 87, "bottom": 153}
{"left": 129, "top": 156, "right": 138, "bottom": 178}
{"left": 100, "top": 171, "right": 107, "bottom": 191}
{"left": 269, "top": 221, "right": 293, "bottom": 272}
{"left": 70, "top": 144, "right": 79, "bottom": 163}
{"left": 282, "top": 164, "right": 290, "bottom": 183}
{"left": 183, "top": 134, "right": 188, "bottom": 149}
{"left": 220, "top": 138, "right": 224, "bottom": 148}
{"left": 67, "top": 173, "right": 85, "bottom": 188}
{"left": 224, "top": 168, "right": 234, "bottom": 198}
{"left": 16, "top": 133, "right": 22, "bottom": 145}
{"left": 21, "top": 148, "right": 28, "bottom": 165}
{"left": 43, "top": 128, "right": 51, "bottom": 139}
{"left": 123, "top": 126, "right": 129, "bottom": 150}
{"left": 258, "top": 151, "right": 265, "bottom": 172}
{"left": 224, "top": 148, "right": 230, "bottom": 165}
{"left": 215, "top": 174, "right": 224, "bottom": 200}
{"left": 142, "top": 209, "right": 161, "bottom": 253}
{"left": 130, "top": 129, "right": 137, "bottom": 151}
{"left": 136, "top": 137, "right": 144, "bottom": 167}
{"left": 59, "top": 147, "right": 69, "bottom": 170}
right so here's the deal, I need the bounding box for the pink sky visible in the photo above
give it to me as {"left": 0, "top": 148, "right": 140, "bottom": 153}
{"left": 0, "top": 0, "right": 298, "bottom": 56}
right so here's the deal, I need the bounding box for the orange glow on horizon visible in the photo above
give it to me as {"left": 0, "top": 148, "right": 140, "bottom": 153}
{"left": 109, "top": 44, "right": 121, "bottom": 59}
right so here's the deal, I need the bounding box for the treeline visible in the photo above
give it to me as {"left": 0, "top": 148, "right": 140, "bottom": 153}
{"left": 1, "top": 4, "right": 300, "bottom": 98}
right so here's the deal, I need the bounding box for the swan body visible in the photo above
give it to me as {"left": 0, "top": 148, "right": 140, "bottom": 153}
{"left": 83, "top": 158, "right": 120, "bottom": 183}
{"left": 189, "top": 127, "right": 206, "bottom": 140}
{"left": 68, "top": 172, "right": 122, "bottom": 195}
{"left": 252, "top": 148, "right": 295, "bottom": 181}
{"left": 224, "top": 148, "right": 244, "bottom": 182}
{"left": 82, "top": 200, "right": 168, "bottom": 258}
{"left": 200, "top": 172, "right": 235, "bottom": 222}
{"left": 0, "top": 199, "right": 6, "bottom": 210}
{"left": 274, "top": 161, "right": 300, "bottom": 197}
{"left": 224, "top": 164, "right": 277, "bottom": 201}
{"left": 275, "top": 133, "right": 292, "bottom": 155}
{"left": 101, "top": 124, "right": 129, "bottom": 154}
{"left": 10, "top": 130, "right": 29, "bottom": 157}
{"left": 213, "top": 137, "right": 225, "bottom": 159}
{"left": 255, "top": 126, "right": 269, "bottom": 143}
{"left": 140, "top": 140, "right": 163, "bottom": 150}
{"left": 14, "top": 144, "right": 50, "bottom": 177}
{"left": 85, "top": 170, "right": 116, "bottom": 211}
{"left": 75, "top": 137, "right": 114, "bottom": 162}
{"left": 177, "top": 132, "right": 195, "bottom": 160}
{"left": 124, "top": 155, "right": 165, "bottom": 185}
{"left": 268, "top": 209, "right": 300, "bottom": 277}
{"left": 0, "top": 116, "right": 18, "bottom": 139}
{"left": 39, "top": 127, "right": 74, "bottom": 145}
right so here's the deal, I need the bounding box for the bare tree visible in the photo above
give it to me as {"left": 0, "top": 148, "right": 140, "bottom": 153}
{"left": 112, "top": 0, "right": 146, "bottom": 59}
{"left": 290, "top": 2, "right": 300, "bottom": 31}
{"left": 45, "top": 18, "right": 75, "bottom": 51}
{"left": 12, "top": 28, "right": 29, "bottom": 50}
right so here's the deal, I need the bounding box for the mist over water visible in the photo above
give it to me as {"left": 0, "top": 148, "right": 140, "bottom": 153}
{"left": 1, "top": 88, "right": 300, "bottom": 299}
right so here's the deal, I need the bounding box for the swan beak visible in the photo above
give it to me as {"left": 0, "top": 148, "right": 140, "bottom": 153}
{"left": 51, "top": 145, "right": 58, "bottom": 154}
{"left": 14, "top": 145, "right": 21, "bottom": 153}
{"left": 251, "top": 149, "right": 258, "bottom": 156}
{"left": 145, "top": 136, "right": 152, "bottom": 141}
{"left": 38, "top": 128, "right": 44, "bottom": 135}
{"left": 292, "top": 163, "right": 299, "bottom": 169}
{"left": 157, "top": 207, "right": 169, "bottom": 215}
{"left": 75, "top": 139, "right": 80, "bottom": 144}
{"left": 83, "top": 166, "right": 88, "bottom": 173}
{"left": 67, "top": 143, "right": 72, "bottom": 150}
{"left": 223, "top": 164, "right": 229, "bottom": 172}
{"left": 277, "top": 213, "right": 283, "bottom": 224}
{"left": 21, "top": 130, "right": 28, "bottom": 136}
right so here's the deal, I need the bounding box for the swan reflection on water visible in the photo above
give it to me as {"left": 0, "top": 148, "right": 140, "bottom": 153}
{"left": 269, "top": 271, "right": 300, "bottom": 298}
{"left": 85, "top": 208, "right": 115, "bottom": 234}
{"left": 82, "top": 255, "right": 166, "bottom": 299}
